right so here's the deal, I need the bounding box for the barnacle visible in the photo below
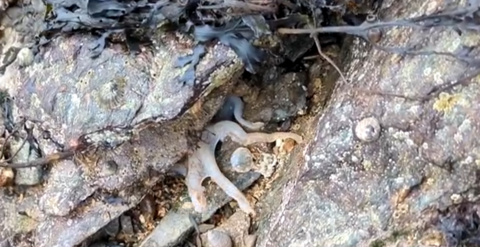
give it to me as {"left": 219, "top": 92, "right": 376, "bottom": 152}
{"left": 185, "top": 120, "right": 302, "bottom": 215}
{"left": 354, "top": 116, "right": 381, "bottom": 143}
{"left": 95, "top": 77, "right": 127, "bottom": 109}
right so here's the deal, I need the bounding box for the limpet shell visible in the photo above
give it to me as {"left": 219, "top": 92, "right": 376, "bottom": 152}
{"left": 354, "top": 117, "right": 381, "bottom": 143}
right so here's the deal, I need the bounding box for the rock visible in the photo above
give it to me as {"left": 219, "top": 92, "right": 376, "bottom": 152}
{"left": 243, "top": 72, "right": 308, "bottom": 123}
{"left": 204, "top": 230, "right": 232, "bottom": 247}
{"left": 39, "top": 160, "right": 94, "bottom": 216}
{"left": 201, "top": 211, "right": 255, "bottom": 247}
{"left": 139, "top": 170, "right": 260, "bottom": 247}
{"left": 0, "top": 8, "right": 245, "bottom": 246}
{"left": 103, "top": 217, "right": 120, "bottom": 237}
{"left": 2, "top": 30, "right": 241, "bottom": 146}
{"left": 230, "top": 147, "right": 254, "bottom": 173}
{"left": 257, "top": 0, "right": 480, "bottom": 246}
{"left": 119, "top": 215, "right": 134, "bottom": 236}
{"left": 139, "top": 211, "right": 194, "bottom": 247}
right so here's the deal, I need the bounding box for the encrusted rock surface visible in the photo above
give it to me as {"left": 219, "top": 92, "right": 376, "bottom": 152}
{"left": 0, "top": 13, "right": 244, "bottom": 246}
{"left": 256, "top": 0, "right": 480, "bottom": 246}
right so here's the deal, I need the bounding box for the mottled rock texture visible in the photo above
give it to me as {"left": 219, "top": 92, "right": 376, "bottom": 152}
{"left": 0, "top": 25, "right": 244, "bottom": 247}
{"left": 257, "top": 0, "right": 480, "bottom": 246}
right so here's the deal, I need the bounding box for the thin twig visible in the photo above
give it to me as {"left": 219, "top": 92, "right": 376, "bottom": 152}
{"left": 423, "top": 66, "right": 480, "bottom": 101}
{"left": 312, "top": 34, "right": 348, "bottom": 84}
{"left": 278, "top": 20, "right": 417, "bottom": 35}
{"left": 355, "top": 89, "right": 423, "bottom": 101}
{"left": 0, "top": 149, "right": 75, "bottom": 168}
{"left": 276, "top": 3, "right": 480, "bottom": 36}
{"left": 197, "top": 1, "right": 275, "bottom": 12}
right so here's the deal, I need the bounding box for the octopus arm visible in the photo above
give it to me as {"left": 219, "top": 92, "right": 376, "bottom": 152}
{"left": 207, "top": 120, "right": 303, "bottom": 145}
{"left": 188, "top": 141, "right": 255, "bottom": 215}
{"left": 228, "top": 96, "right": 265, "bottom": 131}
{"left": 186, "top": 120, "right": 302, "bottom": 215}
{"left": 186, "top": 155, "right": 208, "bottom": 212}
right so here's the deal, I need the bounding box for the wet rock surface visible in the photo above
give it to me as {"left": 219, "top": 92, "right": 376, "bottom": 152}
{"left": 2, "top": 0, "right": 479, "bottom": 246}
{"left": 134, "top": 97, "right": 303, "bottom": 246}
{"left": 0, "top": 3, "right": 244, "bottom": 245}
{"left": 200, "top": 211, "right": 256, "bottom": 247}
{"left": 256, "top": 0, "right": 480, "bottom": 246}
{"left": 138, "top": 170, "right": 260, "bottom": 247}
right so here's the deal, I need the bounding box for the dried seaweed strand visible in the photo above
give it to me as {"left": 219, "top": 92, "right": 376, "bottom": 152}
{"left": 0, "top": 148, "right": 75, "bottom": 168}
{"left": 277, "top": 3, "right": 480, "bottom": 101}
{"left": 312, "top": 34, "right": 347, "bottom": 84}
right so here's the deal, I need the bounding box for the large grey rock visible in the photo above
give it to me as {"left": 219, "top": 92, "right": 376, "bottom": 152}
{"left": 0, "top": 14, "right": 244, "bottom": 247}
{"left": 256, "top": 0, "right": 480, "bottom": 246}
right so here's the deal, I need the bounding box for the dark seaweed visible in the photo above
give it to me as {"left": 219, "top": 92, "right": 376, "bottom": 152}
{"left": 242, "top": 15, "right": 272, "bottom": 38}
{"left": 40, "top": 0, "right": 178, "bottom": 58}
{"left": 211, "top": 95, "right": 239, "bottom": 123}
{"left": 219, "top": 32, "right": 264, "bottom": 74}
{"left": 87, "top": 0, "right": 137, "bottom": 18}
{"left": 30, "top": 0, "right": 480, "bottom": 99}
{"left": 89, "top": 30, "right": 120, "bottom": 58}
{"left": 434, "top": 202, "right": 480, "bottom": 247}
{"left": 192, "top": 19, "right": 265, "bottom": 74}
{"left": 174, "top": 44, "right": 206, "bottom": 86}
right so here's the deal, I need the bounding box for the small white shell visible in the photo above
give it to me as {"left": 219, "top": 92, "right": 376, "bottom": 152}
{"left": 354, "top": 117, "right": 381, "bottom": 143}
{"left": 206, "top": 230, "right": 232, "bottom": 247}
{"left": 230, "top": 147, "right": 253, "bottom": 173}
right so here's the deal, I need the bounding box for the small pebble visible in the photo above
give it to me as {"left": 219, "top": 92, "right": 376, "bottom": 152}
{"left": 120, "top": 215, "right": 134, "bottom": 235}
{"left": 206, "top": 230, "right": 232, "bottom": 247}
{"left": 230, "top": 147, "right": 253, "bottom": 173}
{"left": 10, "top": 139, "right": 43, "bottom": 186}
{"left": 103, "top": 217, "right": 120, "bottom": 237}
{"left": 139, "top": 194, "right": 156, "bottom": 222}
